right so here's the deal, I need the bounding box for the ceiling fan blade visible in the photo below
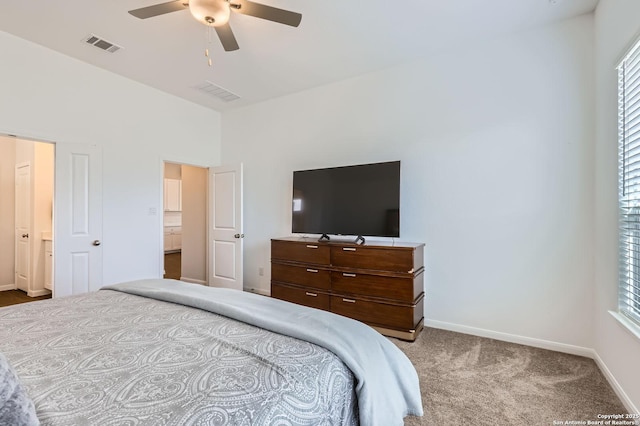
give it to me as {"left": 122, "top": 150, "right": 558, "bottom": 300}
{"left": 232, "top": 0, "right": 302, "bottom": 27}
{"left": 128, "top": 1, "right": 187, "bottom": 19}
{"left": 214, "top": 23, "right": 240, "bottom": 51}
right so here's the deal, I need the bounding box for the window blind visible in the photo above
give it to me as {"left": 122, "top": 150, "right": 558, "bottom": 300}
{"left": 618, "top": 36, "right": 640, "bottom": 327}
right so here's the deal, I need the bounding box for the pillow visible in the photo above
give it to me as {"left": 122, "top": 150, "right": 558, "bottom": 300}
{"left": 0, "top": 352, "right": 39, "bottom": 426}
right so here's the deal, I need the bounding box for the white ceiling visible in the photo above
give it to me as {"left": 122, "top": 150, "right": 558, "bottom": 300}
{"left": 0, "top": 0, "right": 598, "bottom": 112}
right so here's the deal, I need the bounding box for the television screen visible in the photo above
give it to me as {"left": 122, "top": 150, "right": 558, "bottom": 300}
{"left": 292, "top": 161, "right": 400, "bottom": 238}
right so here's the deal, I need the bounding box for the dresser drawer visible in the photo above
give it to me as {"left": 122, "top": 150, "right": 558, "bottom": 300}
{"left": 331, "top": 246, "right": 415, "bottom": 273}
{"left": 331, "top": 271, "right": 417, "bottom": 303}
{"left": 330, "top": 295, "right": 423, "bottom": 331}
{"left": 272, "top": 240, "right": 330, "bottom": 265}
{"left": 272, "top": 263, "right": 331, "bottom": 290}
{"left": 271, "top": 283, "right": 330, "bottom": 311}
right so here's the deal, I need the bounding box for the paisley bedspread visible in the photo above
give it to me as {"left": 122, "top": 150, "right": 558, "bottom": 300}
{"left": 0, "top": 289, "right": 358, "bottom": 425}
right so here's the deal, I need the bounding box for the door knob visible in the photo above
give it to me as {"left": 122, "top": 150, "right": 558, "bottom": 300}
{"left": 92, "top": 240, "right": 101, "bottom": 246}
{"left": 22, "top": 233, "right": 29, "bottom": 238}
{"left": 234, "top": 234, "right": 244, "bottom": 239}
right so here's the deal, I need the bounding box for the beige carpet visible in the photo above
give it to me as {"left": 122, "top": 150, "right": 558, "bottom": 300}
{"left": 393, "top": 327, "right": 627, "bottom": 425}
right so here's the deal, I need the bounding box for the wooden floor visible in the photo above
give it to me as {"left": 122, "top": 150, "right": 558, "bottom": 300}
{"left": 164, "top": 252, "right": 181, "bottom": 280}
{"left": 0, "top": 290, "right": 51, "bottom": 308}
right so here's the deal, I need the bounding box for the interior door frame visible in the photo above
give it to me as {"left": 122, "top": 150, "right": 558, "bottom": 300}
{"left": 2, "top": 131, "right": 57, "bottom": 295}
{"left": 158, "top": 158, "right": 211, "bottom": 284}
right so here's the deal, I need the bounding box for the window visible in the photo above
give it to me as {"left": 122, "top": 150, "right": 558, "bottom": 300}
{"left": 618, "top": 36, "right": 640, "bottom": 327}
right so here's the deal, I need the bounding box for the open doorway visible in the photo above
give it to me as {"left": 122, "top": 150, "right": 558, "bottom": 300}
{"left": 163, "top": 162, "right": 208, "bottom": 284}
{"left": 0, "top": 135, "right": 54, "bottom": 306}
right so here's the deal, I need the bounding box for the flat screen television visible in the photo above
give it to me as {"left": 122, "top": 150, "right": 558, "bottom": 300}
{"left": 292, "top": 161, "right": 400, "bottom": 241}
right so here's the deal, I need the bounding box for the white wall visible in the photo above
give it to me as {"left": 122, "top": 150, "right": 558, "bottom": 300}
{"left": 31, "top": 141, "right": 54, "bottom": 295}
{"left": 594, "top": 0, "right": 640, "bottom": 412}
{"left": 0, "top": 31, "right": 222, "bottom": 285}
{"left": 222, "top": 15, "right": 596, "bottom": 349}
{"left": 181, "top": 165, "right": 208, "bottom": 284}
{"left": 164, "top": 162, "right": 182, "bottom": 180}
{"left": 0, "top": 137, "right": 16, "bottom": 288}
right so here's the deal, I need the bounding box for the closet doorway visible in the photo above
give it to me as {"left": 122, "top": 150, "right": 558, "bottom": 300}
{"left": 0, "top": 135, "right": 54, "bottom": 302}
{"left": 163, "top": 162, "right": 208, "bottom": 285}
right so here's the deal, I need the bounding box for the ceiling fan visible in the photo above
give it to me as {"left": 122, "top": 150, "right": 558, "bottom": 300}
{"left": 128, "top": 0, "right": 302, "bottom": 52}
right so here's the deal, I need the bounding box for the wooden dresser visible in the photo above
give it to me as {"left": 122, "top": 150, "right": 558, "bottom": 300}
{"left": 271, "top": 237, "right": 425, "bottom": 341}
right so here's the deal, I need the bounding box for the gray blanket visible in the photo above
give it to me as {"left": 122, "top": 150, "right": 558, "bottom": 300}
{"left": 1, "top": 287, "right": 359, "bottom": 425}
{"left": 105, "top": 279, "right": 424, "bottom": 426}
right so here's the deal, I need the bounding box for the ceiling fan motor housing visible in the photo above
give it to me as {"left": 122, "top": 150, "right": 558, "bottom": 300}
{"left": 189, "top": 0, "right": 231, "bottom": 26}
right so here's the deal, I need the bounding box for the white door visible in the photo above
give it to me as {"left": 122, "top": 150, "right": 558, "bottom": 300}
{"left": 15, "top": 162, "right": 31, "bottom": 292}
{"left": 54, "top": 143, "right": 103, "bottom": 297}
{"left": 210, "top": 164, "right": 243, "bottom": 290}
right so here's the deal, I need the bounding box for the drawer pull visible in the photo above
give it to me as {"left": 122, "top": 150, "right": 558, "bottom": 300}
{"left": 342, "top": 298, "right": 356, "bottom": 303}
{"left": 342, "top": 273, "right": 356, "bottom": 277}
{"left": 306, "top": 268, "right": 318, "bottom": 273}
{"left": 306, "top": 245, "right": 319, "bottom": 249}
{"left": 343, "top": 247, "right": 357, "bottom": 252}
{"left": 305, "top": 292, "right": 318, "bottom": 297}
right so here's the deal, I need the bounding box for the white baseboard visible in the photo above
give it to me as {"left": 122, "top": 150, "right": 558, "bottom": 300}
{"left": 180, "top": 277, "right": 207, "bottom": 286}
{"left": 27, "top": 289, "right": 51, "bottom": 297}
{"left": 592, "top": 351, "right": 639, "bottom": 414}
{"left": 424, "top": 319, "right": 594, "bottom": 358}
{"left": 0, "top": 283, "right": 17, "bottom": 291}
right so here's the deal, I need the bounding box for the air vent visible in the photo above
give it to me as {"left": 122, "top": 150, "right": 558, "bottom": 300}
{"left": 83, "top": 34, "right": 122, "bottom": 53}
{"left": 193, "top": 81, "right": 240, "bottom": 102}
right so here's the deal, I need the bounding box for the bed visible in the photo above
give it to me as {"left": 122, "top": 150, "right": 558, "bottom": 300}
{"left": 0, "top": 279, "right": 423, "bottom": 426}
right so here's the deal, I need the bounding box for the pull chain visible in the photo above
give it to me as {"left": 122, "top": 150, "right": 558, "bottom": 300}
{"left": 205, "top": 26, "right": 213, "bottom": 67}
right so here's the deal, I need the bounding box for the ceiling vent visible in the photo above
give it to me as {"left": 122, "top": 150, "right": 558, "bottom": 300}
{"left": 83, "top": 34, "right": 122, "bottom": 53}
{"left": 193, "top": 81, "right": 240, "bottom": 102}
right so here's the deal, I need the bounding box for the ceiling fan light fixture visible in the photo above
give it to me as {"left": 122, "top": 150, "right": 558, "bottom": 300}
{"left": 128, "top": 0, "right": 302, "bottom": 54}
{"left": 189, "top": 0, "right": 230, "bottom": 27}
